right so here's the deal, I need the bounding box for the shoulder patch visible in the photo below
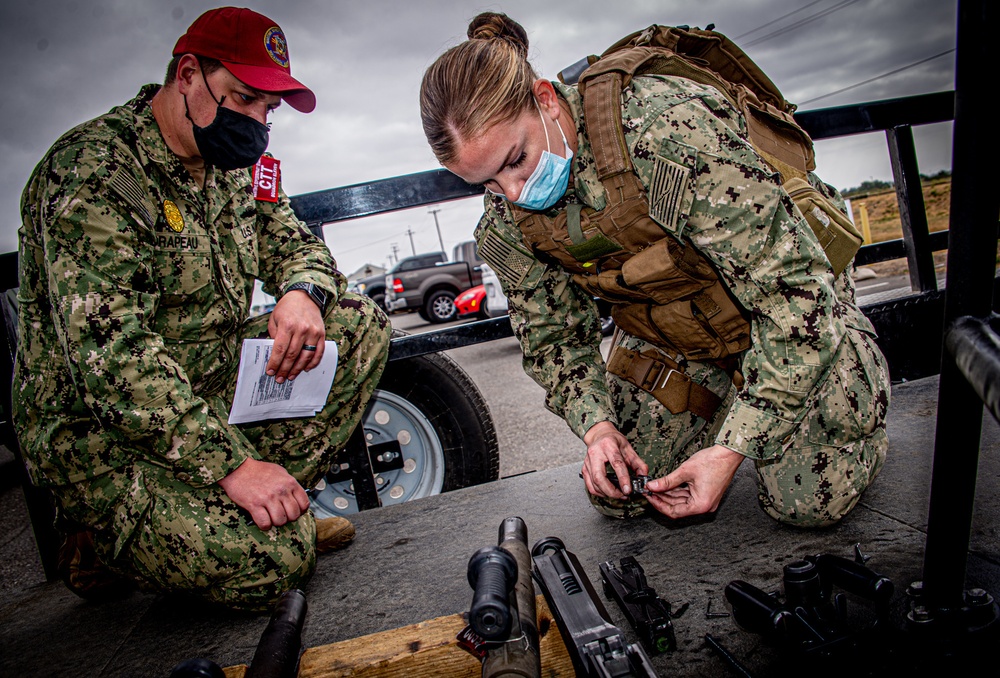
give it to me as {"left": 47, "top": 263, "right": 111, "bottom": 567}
{"left": 478, "top": 228, "right": 542, "bottom": 289}
{"left": 650, "top": 138, "right": 698, "bottom": 237}
{"left": 109, "top": 167, "right": 155, "bottom": 228}
{"left": 649, "top": 157, "right": 689, "bottom": 234}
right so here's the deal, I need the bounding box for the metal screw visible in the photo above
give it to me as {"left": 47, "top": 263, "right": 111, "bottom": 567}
{"left": 965, "top": 588, "right": 991, "bottom": 607}
{"left": 706, "top": 599, "right": 730, "bottom": 619}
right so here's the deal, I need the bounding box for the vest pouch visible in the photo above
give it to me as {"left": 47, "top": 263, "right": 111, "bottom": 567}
{"left": 572, "top": 269, "right": 649, "bottom": 303}
{"left": 610, "top": 303, "right": 683, "bottom": 352}
{"left": 784, "top": 177, "right": 863, "bottom": 277}
{"left": 562, "top": 204, "right": 627, "bottom": 263}
{"left": 647, "top": 299, "right": 732, "bottom": 361}
{"left": 691, "top": 286, "right": 751, "bottom": 356}
{"left": 609, "top": 298, "right": 739, "bottom": 363}
{"left": 597, "top": 193, "right": 674, "bottom": 252}
{"left": 740, "top": 90, "right": 815, "bottom": 176}
{"left": 618, "top": 237, "right": 712, "bottom": 304}
{"left": 517, "top": 207, "right": 627, "bottom": 275}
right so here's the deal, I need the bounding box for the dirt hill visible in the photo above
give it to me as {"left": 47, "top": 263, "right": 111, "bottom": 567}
{"left": 846, "top": 178, "right": 952, "bottom": 277}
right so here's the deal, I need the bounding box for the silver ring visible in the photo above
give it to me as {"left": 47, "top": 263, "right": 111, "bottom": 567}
{"left": 302, "top": 344, "right": 318, "bottom": 352}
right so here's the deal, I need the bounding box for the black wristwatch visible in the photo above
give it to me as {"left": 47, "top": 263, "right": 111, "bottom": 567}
{"left": 284, "top": 282, "right": 329, "bottom": 314}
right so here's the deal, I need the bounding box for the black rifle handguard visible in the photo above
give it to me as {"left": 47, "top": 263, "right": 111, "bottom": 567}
{"left": 468, "top": 545, "right": 518, "bottom": 641}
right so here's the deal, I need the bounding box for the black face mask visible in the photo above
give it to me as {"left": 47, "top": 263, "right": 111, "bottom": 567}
{"left": 185, "top": 72, "right": 269, "bottom": 171}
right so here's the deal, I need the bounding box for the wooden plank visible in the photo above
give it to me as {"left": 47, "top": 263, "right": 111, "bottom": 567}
{"left": 295, "top": 596, "right": 574, "bottom": 677}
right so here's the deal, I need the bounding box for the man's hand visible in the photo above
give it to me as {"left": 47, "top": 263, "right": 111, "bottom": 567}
{"left": 218, "top": 457, "right": 311, "bottom": 531}
{"left": 266, "top": 289, "right": 326, "bottom": 383}
{"left": 581, "top": 421, "right": 649, "bottom": 499}
{"left": 644, "top": 444, "right": 745, "bottom": 519}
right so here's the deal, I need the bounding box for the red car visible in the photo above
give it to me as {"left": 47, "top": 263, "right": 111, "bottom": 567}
{"left": 455, "top": 284, "right": 489, "bottom": 320}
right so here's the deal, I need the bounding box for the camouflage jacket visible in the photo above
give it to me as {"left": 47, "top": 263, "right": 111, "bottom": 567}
{"left": 15, "top": 84, "right": 345, "bottom": 488}
{"left": 475, "top": 77, "right": 875, "bottom": 459}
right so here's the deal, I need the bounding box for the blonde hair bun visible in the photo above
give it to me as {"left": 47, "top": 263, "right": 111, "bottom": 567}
{"left": 467, "top": 12, "right": 528, "bottom": 58}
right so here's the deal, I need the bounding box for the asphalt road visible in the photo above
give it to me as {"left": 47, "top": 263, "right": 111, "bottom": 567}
{"left": 388, "top": 310, "right": 596, "bottom": 479}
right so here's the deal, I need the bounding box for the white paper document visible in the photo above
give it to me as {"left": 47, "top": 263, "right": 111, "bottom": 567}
{"left": 228, "top": 339, "right": 338, "bottom": 424}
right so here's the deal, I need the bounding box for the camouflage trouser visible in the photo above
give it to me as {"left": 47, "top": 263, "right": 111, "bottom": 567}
{"left": 589, "top": 325, "right": 889, "bottom": 527}
{"left": 57, "top": 293, "right": 391, "bottom": 610}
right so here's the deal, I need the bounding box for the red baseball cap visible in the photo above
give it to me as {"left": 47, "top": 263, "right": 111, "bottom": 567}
{"left": 173, "top": 7, "right": 316, "bottom": 113}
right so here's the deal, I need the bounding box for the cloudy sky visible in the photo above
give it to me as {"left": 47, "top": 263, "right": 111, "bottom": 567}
{"left": 2, "top": 0, "right": 958, "bottom": 278}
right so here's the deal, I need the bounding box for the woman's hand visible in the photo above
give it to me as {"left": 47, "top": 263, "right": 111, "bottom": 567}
{"left": 581, "top": 421, "right": 649, "bottom": 499}
{"left": 644, "top": 444, "right": 745, "bottom": 519}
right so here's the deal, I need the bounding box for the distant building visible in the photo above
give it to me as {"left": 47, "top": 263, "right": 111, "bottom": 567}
{"left": 346, "top": 263, "right": 386, "bottom": 282}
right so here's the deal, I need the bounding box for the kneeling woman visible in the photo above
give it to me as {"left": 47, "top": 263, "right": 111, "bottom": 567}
{"left": 419, "top": 12, "right": 889, "bottom": 528}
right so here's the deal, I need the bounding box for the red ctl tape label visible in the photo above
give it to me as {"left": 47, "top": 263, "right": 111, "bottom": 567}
{"left": 252, "top": 155, "right": 280, "bottom": 202}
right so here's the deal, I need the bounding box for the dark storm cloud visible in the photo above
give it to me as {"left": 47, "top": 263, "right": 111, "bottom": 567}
{"left": 1, "top": 0, "right": 958, "bottom": 274}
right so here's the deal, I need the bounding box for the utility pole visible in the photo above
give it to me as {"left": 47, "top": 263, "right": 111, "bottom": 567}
{"left": 405, "top": 228, "right": 416, "bottom": 255}
{"left": 390, "top": 243, "right": 399, "bottom": 264}
{"left": 429, "top": 207, "right": 446, "bottom": 256}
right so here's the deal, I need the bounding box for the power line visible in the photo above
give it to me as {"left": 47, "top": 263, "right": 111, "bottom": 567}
{"left": 798, "top": 48, "right": 955, "bottom": 106}
{"left": 733, "top": 0, "right": 827, "bottom": 40}
{"left": 332, "top": 230, "right": 399, "bottom": 255}
{"left": 742, "top": 0, "right": 865, "bottom": 48}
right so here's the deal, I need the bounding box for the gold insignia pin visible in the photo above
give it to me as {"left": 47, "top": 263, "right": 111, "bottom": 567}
{"left": 164, "top": 200, "right": 184, "bottom": 233}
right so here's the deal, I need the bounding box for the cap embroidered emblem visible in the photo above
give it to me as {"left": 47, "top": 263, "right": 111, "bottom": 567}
{"left": 264, "top": 27, "right": 289, "bottom": 68}
{"left": 164, "top": 200, "right": 184, "bottom": 233}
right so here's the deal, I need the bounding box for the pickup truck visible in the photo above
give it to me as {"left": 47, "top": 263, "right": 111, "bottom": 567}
{"left": 347, "top": 271, "right": 394, "bottom": 311}
{"left": 385, "top": 241, "right": 485, "bottom": 323}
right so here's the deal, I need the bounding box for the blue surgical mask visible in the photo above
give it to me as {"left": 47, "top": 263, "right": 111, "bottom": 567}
{"left": 513, "top": 100, "right": 573, "bottom": 211}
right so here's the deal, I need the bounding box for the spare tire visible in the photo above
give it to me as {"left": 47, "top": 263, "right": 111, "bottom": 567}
{"left": 310, "top": 336, "right": 500, "bottom": 517}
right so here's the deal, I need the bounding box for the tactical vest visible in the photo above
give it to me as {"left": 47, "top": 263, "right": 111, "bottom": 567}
{"left": 511, "top": 24, "right": 863, "bottom": 364}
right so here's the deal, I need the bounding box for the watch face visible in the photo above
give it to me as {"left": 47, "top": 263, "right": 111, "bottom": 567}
{"left": 310, "top": 286, "right": 328, "bottom": 308}
{"left": 285, "top": 282, "right": 327, "bottom": 312}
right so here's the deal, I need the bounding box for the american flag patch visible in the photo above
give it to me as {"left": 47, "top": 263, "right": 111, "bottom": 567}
{"left": 479, "top": 229, "right": 535, "bottom": 288}
{"left": 649, "top": 157, "right": 690, "bottom": 234}
{"left": 109, "top": 168, "right": 154, "bottom": 228}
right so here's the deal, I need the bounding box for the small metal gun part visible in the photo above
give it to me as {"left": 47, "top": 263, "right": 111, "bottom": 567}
{"left": 600, "top": 557, "right": 677, "bottom": 655}
{"left": 532, "top": 536, "right": 657, "bottom": 677}
{"left": 606, "top": 470, "right": 652, "bottom": 495}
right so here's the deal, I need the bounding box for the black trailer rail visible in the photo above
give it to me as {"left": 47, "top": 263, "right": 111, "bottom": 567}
{"left": 1, "top": 0, "right": 997, "bottom": 647}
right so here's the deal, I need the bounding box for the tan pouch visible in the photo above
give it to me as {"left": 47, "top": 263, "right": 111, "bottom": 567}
{"left": 784, "top": 177, "right": 863, "bottom": 277}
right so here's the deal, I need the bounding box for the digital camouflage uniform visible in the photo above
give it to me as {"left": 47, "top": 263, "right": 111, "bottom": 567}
{"left": 475, "top": 77, "right": 889, "bottom": 527}
{"left": 15, "top": 85, "right": 391, "bottom": 610}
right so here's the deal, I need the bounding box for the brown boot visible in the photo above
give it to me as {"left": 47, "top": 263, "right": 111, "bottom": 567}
{"left": 57, "top": 529, "right": 133, "bottom": 601}
{"left": 315, "top": 516, "right": 356, "bottom": 554}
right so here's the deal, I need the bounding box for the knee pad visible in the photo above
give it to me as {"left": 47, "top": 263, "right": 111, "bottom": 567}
{"left": 586, "top": 486, "right": 650, "bottom": 519}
